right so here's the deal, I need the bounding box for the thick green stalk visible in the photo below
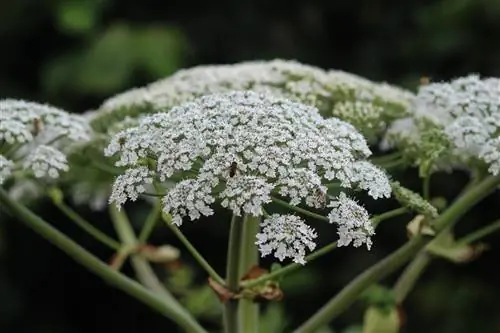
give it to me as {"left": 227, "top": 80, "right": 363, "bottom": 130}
{"left": 224, "top": 214, "right": 245, "bottom": 333}
{"left": 394, "top": 218, "right": 500, "bottom": 304}
{"left": 0, "top": 188, "right": 207, "bottom": 333}
{"left": 293, "top": 174, "right": 500, "bottom": 333}
{"left": 393, "top": 252, "right": 431, "bottom": 303}
{"left": 238, "top": 215, "right": 260, "bottom": 333}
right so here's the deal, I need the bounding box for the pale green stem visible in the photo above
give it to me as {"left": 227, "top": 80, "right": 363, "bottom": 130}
{"left": 241, "top": 208, "right": 406, "bottom": 289}
{"left": 370, "top": 152, "right": 402, "bottom": 165}
{"left": 423, "top": 173, "right": 431, "bottom": 200}
{"left": 224, "top": 214, "right": 245, "bottom": 333}
{"left": 162, "top": 214, "right": 226, "bottom": 287}
{"left": 50, "top": 195, "right": 121, "bottom": 251}
{"left": 293, "top": 174, "right": 500, "bottom": 333}
{"left": 393, "top": 252, "right": 431, "bottom": 303}
{"left": 138, "top": 199, "right": 161, "bottom": 244}
{"left": 391, "top": 174, "right": 483, "bottom": 304}
{"left": 238, "top": 215, "right": 260, "bottom": 333}
{"left": 271, "top": 197, "right": 329, "bottom": 222}
{"left": 371, "top": 207, "right": 408, "bottom": 226}
{"left": 0, "top": 188, "right": 207, "bottom": 333}
{"left": 108, "top": 205, "right": 192, "bottom": 315}
{"left": 456, "top": 219, "right": 500, "bottom": 245}
{"left": 242, "top": 241, "right": 338, "bottom": 289}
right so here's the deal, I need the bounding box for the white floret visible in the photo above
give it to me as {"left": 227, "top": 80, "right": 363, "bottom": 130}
{"left": 256, "top": 214, "right": 317, "bottom": 264}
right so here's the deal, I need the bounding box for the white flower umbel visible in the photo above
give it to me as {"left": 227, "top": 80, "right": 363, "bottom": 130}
{"left": 106, "top": 91, "right": 391, "bottom": 260}
{"left": 0, "top": 155, "right": 14, "bottom": 185}
{"left": 22, "top": 145, "right": 69, "bottom": 179}
{"left": 91, "top": 60, "right": 413, "bottom": 143}
{"left": 328, "top": 193, "right": 374, "bottom": 249}
{"left": 0, "top": 99, "right": 92, "bottom": 185}
{"left": 109, "top": 166, "right": 154, "bottom": 207}
{"left": 256, "top": 214, "right": 317, "bottom": 264}
{"left": 383, "top": 75, "right": 500, "bottom": 173}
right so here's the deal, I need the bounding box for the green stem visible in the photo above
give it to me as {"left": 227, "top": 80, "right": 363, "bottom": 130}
{"left": 138, "top": 199, "right": 161, "bottom": 244}
{"left": 457, "top": 219, "right": 500, "bottom": 245}
{"left": 0, "top": 188, "right": 207, "bottom": 333}
{"left": 109, "top": 206, "right": 187, "bottom": 310}
{"left": 51, "top": 195, "right": 121, "bottom": 251}
{"left": 391, "top": 174, "right": 484, "bottom": 304}
{"left": 224, "top": 214, "right": 245, "bottom": 333}
{"left": 162, "top": 214, "right": 226, "bottom": 287}
{"left": 423, "top": 174, "right": 431, "bottom": 200}
{"left": 293, "top": 174, "right": 500, "bottom": 333}
{"left": 370, "top": 152, "right": 402, "bottom": 165}
{"left": 271, "top": 197, "right": 329, "bottom": 222}
{"left": 238, "top": 215, "right": 260, "bottom": 333}
{"left": 371, "top": 207, "right": 408, "bottom": 226}
{"left": 242, "top": 208, "right": 405, "bottom": 289}
{"left": 242, "top": 241, "right": 338, "bottom": 289}
{"left": 392, "top": 252, "right": 431, "bottom": 304}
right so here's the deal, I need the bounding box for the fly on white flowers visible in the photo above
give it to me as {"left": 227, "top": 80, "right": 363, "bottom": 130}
{"left": 105, "top": 91, "right": 391, "bottom": 264}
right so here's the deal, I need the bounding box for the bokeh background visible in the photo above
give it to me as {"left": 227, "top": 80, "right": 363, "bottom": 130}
{"left": 2, "top": 0, "right": 500, "bottom": 332}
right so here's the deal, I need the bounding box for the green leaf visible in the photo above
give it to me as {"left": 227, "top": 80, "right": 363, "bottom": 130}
{"left": 76, "top": 24, "right": 136, "bottom": 94}
{"left": 133, "top": 25, "right": 188, "bottom": 77}
{"left": 55, "top": 0, "right": 103, "bottom": 34}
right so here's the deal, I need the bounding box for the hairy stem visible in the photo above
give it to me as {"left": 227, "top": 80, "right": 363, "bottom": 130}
{"left": 224, "top": 214, "right": 245, "bottom": 333}
{"left": 0, "top": 189, "right": 207, "bottom": 333}
{"left": 293, "top": 174, "right": 500, "bottom": 333}
{"left": 238, "top": 215, "right": 260, "bottom": 333}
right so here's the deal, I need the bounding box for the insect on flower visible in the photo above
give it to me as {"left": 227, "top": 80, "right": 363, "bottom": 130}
{"left": 314, "top": 187, "right": 327, "bottom": 208}
{"left": 229, "top": 161, "right": 238, "bottom": 178}
{"left": 32, "top": 118, "right": 43, "bottom": 136}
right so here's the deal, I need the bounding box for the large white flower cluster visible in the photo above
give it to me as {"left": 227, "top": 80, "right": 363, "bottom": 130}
{"left": 0, "top": 99, "right": 92, "bottom": 186}
{"left": 382, "top": 75, "right": 500, "bottom": 174}
{"left": 105, "top": 91, "right": 391, "bottom": 263}
{"left": 90, "top": 59, "right": 413, "bottom": 143}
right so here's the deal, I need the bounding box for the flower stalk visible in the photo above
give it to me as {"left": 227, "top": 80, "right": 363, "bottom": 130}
{"left": 224, "top": 214, "right": 245, "bottom": 333}
{"left": 0, "top": 188, "right": 207, "bottom": 333}
{"left": 293, "top": 174, "right": 500, "bottom": 332}
{"left": 238, "top": 214, "right": 260, "bottom": 333}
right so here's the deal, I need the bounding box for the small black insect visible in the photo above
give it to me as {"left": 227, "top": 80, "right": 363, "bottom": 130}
{"left": 32, "top": 118, "right": 42, "bottom": 136}
{"left": 229, "top": 161, "right": 238, "bottom": 178}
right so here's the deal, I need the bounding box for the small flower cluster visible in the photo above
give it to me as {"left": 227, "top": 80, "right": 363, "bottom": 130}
{"left": 0, "top": 99, "right": 92, "bottom": 186}
{"left": 382, "top": 75, "right": 500, "bottom": 174}
{"left": 89, "top": 59, "right": 414, "bottom": 143}
{"left": 105, "top": 91, "right": 391, "bottom": 263}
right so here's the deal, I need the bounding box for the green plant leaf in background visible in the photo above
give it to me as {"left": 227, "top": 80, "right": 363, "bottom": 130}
{"left": 134, "top": 25, "right": 188, "bottom": 77}
{"left": 55, "top": 0, "right": 106, "bottom": 35}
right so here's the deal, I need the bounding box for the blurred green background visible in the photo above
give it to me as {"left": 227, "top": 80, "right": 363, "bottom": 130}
{"left": 2, "top": 0, "right": 500, "bottom": 332}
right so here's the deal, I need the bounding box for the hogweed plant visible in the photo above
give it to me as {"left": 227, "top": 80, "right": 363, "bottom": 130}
{"left": 2, "top": 60, "right": 500, "bottom": 333}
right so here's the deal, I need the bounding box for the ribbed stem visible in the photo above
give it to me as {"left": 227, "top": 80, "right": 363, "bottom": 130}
{"left": 238, "top": 215, "right": 260, "bottom": 333}
{"left": 224, "top": 214, "right": 245, "bottom": 333}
